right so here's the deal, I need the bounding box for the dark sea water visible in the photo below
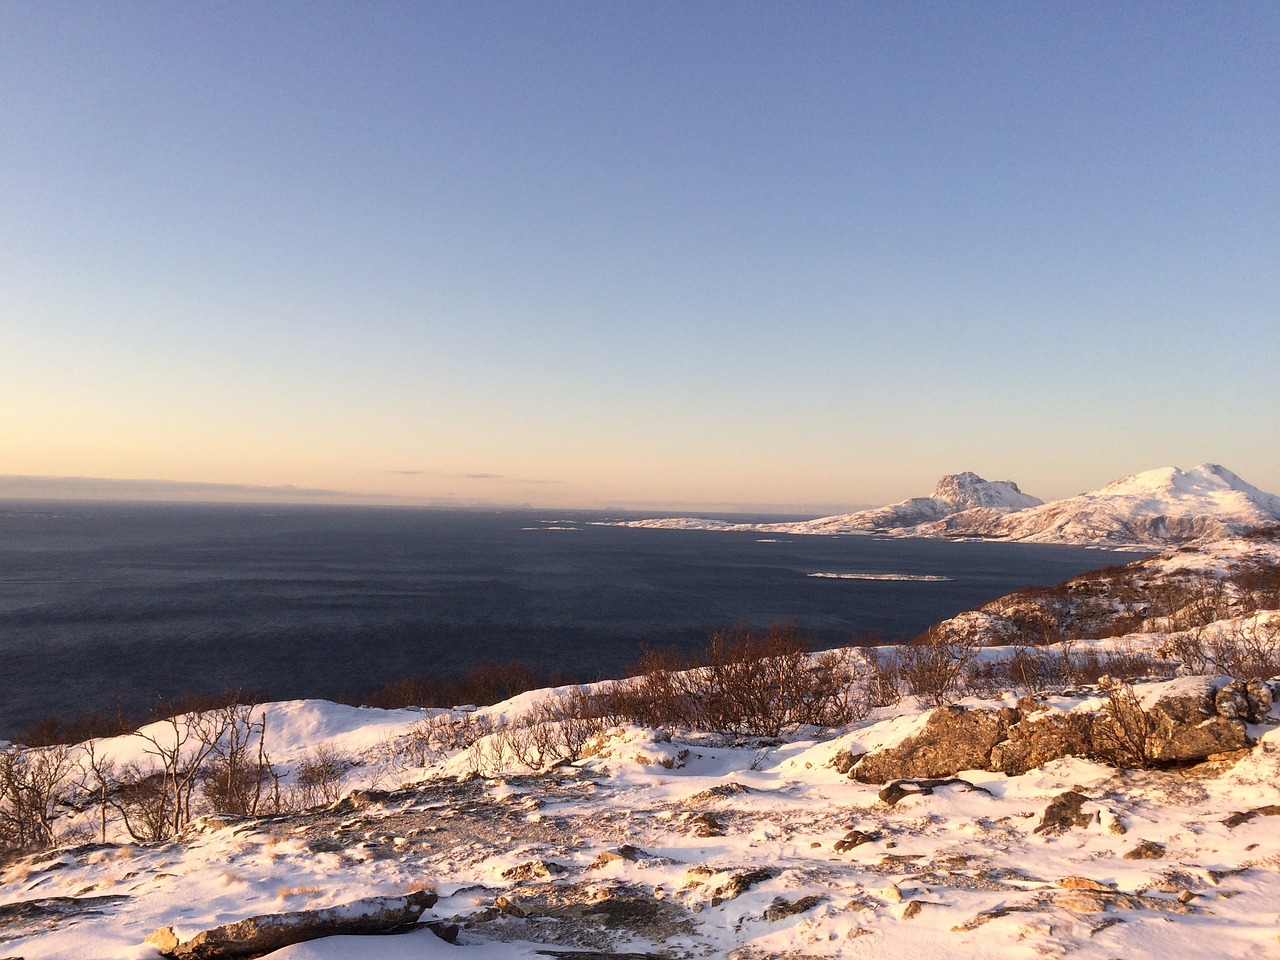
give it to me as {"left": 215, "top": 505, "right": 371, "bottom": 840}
{"left": 0, "top": 501, "right": 1135, "bottom": 737}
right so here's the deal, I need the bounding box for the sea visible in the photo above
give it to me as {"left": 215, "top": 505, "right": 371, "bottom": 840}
{"left": 0, "top": 500, "right": 1137, "bottom": 738}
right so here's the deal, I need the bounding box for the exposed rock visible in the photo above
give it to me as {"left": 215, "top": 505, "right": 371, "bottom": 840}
{"left": 1218, "top": 679, "right": 1274, "bottom": 724}
{"left": 1245, "top": 679, "right": 1273, "bottom": 722}
{"left": 0, "top": 895, "right": 130, "bottom": 942}
{"left": 685, "top": 782, "right": 751, "bottom": 803}
{"left": 477, "top": 883, "right": 695, "bottom": 943}
{"left": 1053, "top": 889, "right": 1196, "bottom": 915}
{"left": 849, "top": 677, "right": 1257, "bottom": 783}
{"left": 831, "top": 750, "right": 865, "bottom": 775}
{"left": 1058, "top": 876, "right": 1112, "bottom": 891}
{"left": 1123, "top": 840, "right": 1166, "bottom": 860}
{"left": 709, "top": 868, "right": 777, "bottom": 906}
{"left": 851, "top": 706, "right": 1018, "bottom": 782}
{"left": 538, "top": 953, "right": 667, "bottom": 960}
{"left": 952, "top": 898, "right": 1044, "bottom": 931}
{"left": 1142, "top": 679, "right": 1251, "bottom": 762}
{"left": 1223, "top": 804, "right": 1280, "bottom": 827}
{"left": 502, "top": 859, "right": 568, "bottom": 882}
{"left": 990, "top": 712, "right": 1095, "bottom": 776}
{"left": 687, "top": 812, "right": 726, "bottom": 837}
{"left": 763, "top": 895, "right": 825, "bottom": 922}
{"left": 148, "top": 890, "right": 438, "bottom": 959}
{"left": 589, "top": 845, "right": 648, "bottom": 869}
{"left": 901, "top": 900, "right": 924, "bottom": 920}
{"left": 1034, "top": 791, "right": 1094, "bottom": 835}
{"left": 833, "top": 829, "right": 877, "bottom": 852}
{"left": 878, "top": 777, "right": 991, "bottom": 806}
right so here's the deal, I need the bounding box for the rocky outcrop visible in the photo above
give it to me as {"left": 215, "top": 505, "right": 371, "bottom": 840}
{"left": 1137, "top": 680, "right": 1253, "bottom": 762}
{"left": 850, "top": 706, "right": 1018, "bottom": 782}
{"left": 146, "top": 891, "right": 439, "bottom": 959}
{"left": 846, "top": 678, "right": 1260, "bottom": 784}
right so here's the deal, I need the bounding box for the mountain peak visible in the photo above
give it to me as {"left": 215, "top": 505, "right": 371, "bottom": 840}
{"left": 1098, "top": 464, "right": 1263, "bottom": 500}
{"left": 930, "top": 472, "right": 1042, "bottom": 511}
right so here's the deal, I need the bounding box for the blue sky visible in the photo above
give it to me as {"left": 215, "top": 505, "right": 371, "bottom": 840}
{"left": 3, "top": 2, "right": 1277, "bottom": 511}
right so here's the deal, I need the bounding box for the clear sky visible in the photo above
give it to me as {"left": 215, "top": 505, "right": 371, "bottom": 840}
{"left": 3, "top": 2, "right": 1277, "bottom": 512}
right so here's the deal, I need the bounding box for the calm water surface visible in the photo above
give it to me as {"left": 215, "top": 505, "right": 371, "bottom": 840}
{"left": 0, "top": 501, "right": 1135, "bottom": 736}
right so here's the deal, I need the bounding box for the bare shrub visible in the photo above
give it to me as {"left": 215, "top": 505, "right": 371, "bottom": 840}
{"left": 199, "top": 705, "right": 279, "bottom": 817}
{"left": 1100, "top": 642, "right": 1173, "bottom": 682}
{"left": 0, "top": 744, "right": 76, "bottom": 852}
{"left": 1066, "top": 645, "right": 1106, "bottom": 685}
{"left": 1208, "top": 619, "right": 1280, "bottom": 679}
{"left": 602, "top": 623, "right": 867, "bottom": 736}
{"left": 112, "top": 763, "right": 174, "bottom": 843}
{"left": 465, "top": 726, "right": 511, "bottom": 777}
{"left": 290, "top": 744, "right": 351, "bottom": 809}
{"left": 861, "top": 647, "right": 902, "bottom": 707}
{"left": 960, "top": 659, "right": 1005, "bottom": 699}
{"left": 1092, "top": 678, "right": 1154, "bottom": 770}
{"left": 898, "top": 628, "right": 976, "bottom": 706}
{"left": 74, "top": 741, "right": 119, "bottom": 843}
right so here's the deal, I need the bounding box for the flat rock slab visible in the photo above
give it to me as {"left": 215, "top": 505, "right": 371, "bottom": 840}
{"left": 0, "top": 894, "right": 130, "bottom": 942}
{"left": 148, "top": 890, "right": 438, "bottom": 959}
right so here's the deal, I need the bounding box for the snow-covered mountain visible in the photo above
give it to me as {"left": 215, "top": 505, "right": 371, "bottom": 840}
{"left": 930, "top": 464, "right": 1280, "bottom": 547}
{"left": 790, "top": 471, "right": 1042, "bottom": 535}
{"left": 611, "top": 464, "right": 1280, "bottom": 548}
{"left": 614, "top": 472, "right": 1042, "bottom": 535}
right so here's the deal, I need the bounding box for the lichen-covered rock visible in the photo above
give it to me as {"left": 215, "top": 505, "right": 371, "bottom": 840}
{"left": 1123, "top": 840, "right": 1166, "bottom": 860}
{"left": 990, "top": 712, "right": 1095, "bottom": 776}
{"left": 502, "top": 859, "right": 567, "bottom": 882}
{"left": 1144, "top": 680, "right": 1250, "bottom": 762}
{"left": 850, "top": 705, "right": 1018, "bottom": 782}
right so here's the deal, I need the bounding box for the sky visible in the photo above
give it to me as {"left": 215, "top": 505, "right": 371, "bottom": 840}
{"left": 2, "top": 2, "right": 1277, "bottom": 513}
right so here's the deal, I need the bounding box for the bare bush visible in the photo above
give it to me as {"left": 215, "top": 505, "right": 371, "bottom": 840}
{"left": 598, "top": 624, "right": 868, "bottom": 736}
{"left": 1100, "top": 642, "right": 1174, "bottom": 682}
{"left": 1092, "top": 678, "right": 1154, "bottom": 769}
{"left": 898, "top": 628, "right": 976, "bottom": 706}
{"left": 112, "top": 763, "right": 174, "bottom": 843}
{"left": 199, "top": 705, "right": 279, "bottom": 817}
{"left": 290, "top": 744, "right": 351, "bottom": 809}
{"left": 1209, "top": 619, "right": 1280, "bottom": 679}
{"left": 860, "top": 648, "right": 902, "bottom": 707}
{"left": 0, "top": 744, "right": 76, "bottom": 852}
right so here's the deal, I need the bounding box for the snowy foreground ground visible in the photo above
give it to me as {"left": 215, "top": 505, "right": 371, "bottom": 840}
{"left": 3, "top": 673, "right": 1279, "bottom": 959}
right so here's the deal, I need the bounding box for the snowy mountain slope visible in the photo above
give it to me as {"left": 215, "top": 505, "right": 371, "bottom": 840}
{"left": 930, "top": 464, "right": 1280, "bottom": 546}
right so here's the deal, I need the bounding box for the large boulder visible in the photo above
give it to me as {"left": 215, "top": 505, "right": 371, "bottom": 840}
{"left": 1140, "top": 677, "right": 1251, "bottom": 762}
{"left": 990, "top": 711, "right": 1095, "bottom": 777}
{"left": 850, "top": 705, "right": 1017, "bottom": 783}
